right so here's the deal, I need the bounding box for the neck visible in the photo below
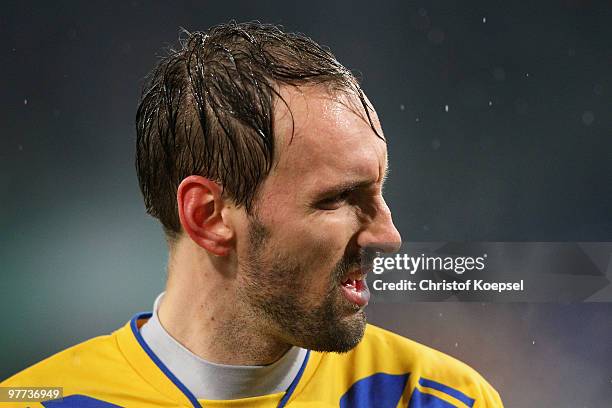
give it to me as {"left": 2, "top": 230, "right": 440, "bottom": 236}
{"left": 157, "top": 239, "right": 291, "bottom": 366}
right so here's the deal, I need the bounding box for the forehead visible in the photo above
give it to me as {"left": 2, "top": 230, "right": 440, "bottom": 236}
{"left": 267, "top": 85, "right": 388, "bottom": 191}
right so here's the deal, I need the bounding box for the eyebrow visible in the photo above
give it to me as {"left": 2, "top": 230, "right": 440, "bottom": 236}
{"left": 315, "top": 165, "right": 390, "bottom": 199}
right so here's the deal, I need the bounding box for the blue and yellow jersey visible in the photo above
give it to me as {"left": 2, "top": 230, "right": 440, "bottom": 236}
{"left": 1, "top": 313, "right": 503, "bottom": 407}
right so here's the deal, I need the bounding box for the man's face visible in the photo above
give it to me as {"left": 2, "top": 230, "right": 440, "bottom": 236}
{"left": 234, "top": 85, "right": 401, "bottom": 353}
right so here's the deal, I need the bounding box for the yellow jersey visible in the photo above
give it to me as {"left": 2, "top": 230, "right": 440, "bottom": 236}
{"left": 1, "top": 312, "right": 503, "bottom": 407}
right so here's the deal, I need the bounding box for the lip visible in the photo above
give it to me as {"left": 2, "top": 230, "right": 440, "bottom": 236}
{"left": 339, "top": 274, "right": 370, "bottom": 307}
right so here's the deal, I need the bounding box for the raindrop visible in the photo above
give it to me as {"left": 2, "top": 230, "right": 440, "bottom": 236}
{"left": 488, "top": 100, "right": 493, "bottom": 106}
{"left": 438, "top": 312, "right": 443, "bottom": 317}
{"left": 582, "top": 111, "right": 594, "bottom": 126}
{"left": 525, "top": 73, "right": 530, "bottom": 77}
{"left": 18, "top": 145, "right": 23, "bottom": 151}
{"left": 532, "top": 340, "right": 536, "bottom": 345}
{"left": 415, "top": 117, "right": 420, "bottom": 122}
{"left": 482, "top": 17, "right": 487, "bottom": 23}
{"left": 454, "top": 342, "right": 459, "bottom": 348}
{"left": 444, "top": 104, "right": 449, "bottom": 112}
{"left": 400, "top": 104, "right": 405, "bottom": 111}
{"left": 23, "top": 98, "right": 28, "bottom": 105}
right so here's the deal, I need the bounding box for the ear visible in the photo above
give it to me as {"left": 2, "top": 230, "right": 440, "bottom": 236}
{"left": 177, "top": 175, "right": 234, "bottom": 256}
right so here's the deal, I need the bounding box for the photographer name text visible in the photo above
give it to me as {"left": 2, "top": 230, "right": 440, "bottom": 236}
{"left": 372, "top": 279, "right": 524, "bottom": 293}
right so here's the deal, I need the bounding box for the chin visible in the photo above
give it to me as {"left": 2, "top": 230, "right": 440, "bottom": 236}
{"left": 304, "top": 310, "right": 367, "bottom": 354}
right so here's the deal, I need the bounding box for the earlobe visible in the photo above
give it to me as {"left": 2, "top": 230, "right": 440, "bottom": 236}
{"left": 177, "top": 176, "right": 234, "bottom": 256}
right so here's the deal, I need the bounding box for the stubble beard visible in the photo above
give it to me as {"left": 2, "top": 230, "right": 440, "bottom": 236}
{"left": 238, "top": 216, "right": 367, "bottom": 353}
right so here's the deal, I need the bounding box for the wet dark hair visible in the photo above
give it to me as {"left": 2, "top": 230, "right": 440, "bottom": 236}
{"left": 136, "top": 21, "right": 379, "bottom": 244}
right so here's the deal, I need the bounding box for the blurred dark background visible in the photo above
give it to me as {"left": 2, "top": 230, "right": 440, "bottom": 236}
{"left": 1, "top": 1, "right": 611, "bottom": 406}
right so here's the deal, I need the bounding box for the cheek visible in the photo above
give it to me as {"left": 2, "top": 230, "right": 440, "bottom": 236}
{"left": 275, "top": 213, "right": 354, "bottom": 262}
{"left": 275, "top": 229, "right": 343, "bottom": 274}
{"left": 256, "top": 198, "right": 360, "bottom": 284}
{"left": 273, "top": 217, "right": 356, "bottom": 292}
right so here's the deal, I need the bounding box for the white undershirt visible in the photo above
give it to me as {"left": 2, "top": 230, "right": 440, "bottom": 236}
{"left": 140, "top": 293, "right": 308, "bottom": 400}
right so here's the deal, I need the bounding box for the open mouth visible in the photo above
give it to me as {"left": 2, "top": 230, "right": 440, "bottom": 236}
{"left": 340, "top": 272, "right": 370, "bottom": 307}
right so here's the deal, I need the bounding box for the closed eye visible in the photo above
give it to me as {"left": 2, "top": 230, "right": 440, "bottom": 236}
{"left": 317, "top": 189, "right": 354, "bottom": 210}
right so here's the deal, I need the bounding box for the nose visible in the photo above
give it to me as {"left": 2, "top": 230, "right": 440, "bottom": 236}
{"left": 357, "top": 196, "right": 402, "bottom": 255}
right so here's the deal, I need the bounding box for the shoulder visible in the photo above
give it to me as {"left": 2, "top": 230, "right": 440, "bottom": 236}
{"left": 0, "top": 321, "right": 175, "bottom": 407}
{"left": 1, "top": 331, "right": 124, "bottom": 387}
{"left": 352, "top": 324, "right": 504, "bottom": 407}
{"left": 359, "top": 324, "right": 476, "bottom": 374}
